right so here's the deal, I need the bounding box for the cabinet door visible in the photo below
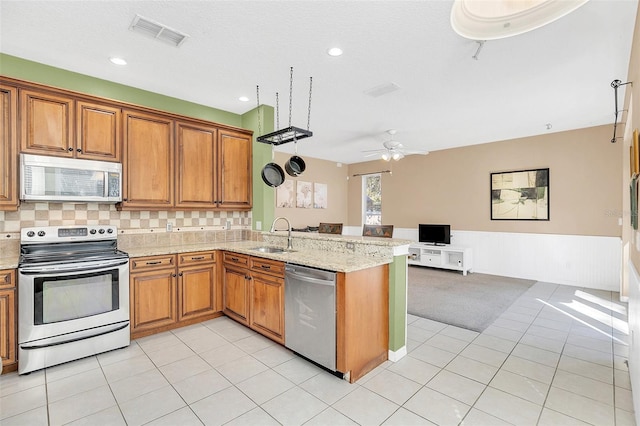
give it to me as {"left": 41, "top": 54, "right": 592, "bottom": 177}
{"left": 130, "top": 268, "right": 177, "bottom": 333}
{"left": 250, "top": 271, "right": 284, "bottom": 344}
{"left": 222, "top": 264, "right": 249, "bottom": 325}
{"left": 179, "top": 263, "right": 217, "bottom": 321}
{"left": 0, "top": 270, "right": 16, "bottom": 370}
{"left": 0, "top": 84, "right": 18, "bottom": 211}
{"left": 122, "top": 110, "right": 174, "bottom": 209}
{"left": 217, "top": 130, "right": 252, "bottom": 210}
{"left": 20, "top": 89, "right": 75, "bottom": 157}
{"left": 76, "top": 101, "right": 121, "bottom": 161}
{"left": 175, "top": 121, "right": 217, "bottom": 209}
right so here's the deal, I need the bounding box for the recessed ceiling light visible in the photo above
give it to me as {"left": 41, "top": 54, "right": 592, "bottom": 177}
{"left": 109, "top": 57, "right": 127, "bottom": 66}
{"left": 238, "top": 96, "right": 250, "bottom": 102}
{"left": 327, "top": 47, "right": 343, "bottom": 57}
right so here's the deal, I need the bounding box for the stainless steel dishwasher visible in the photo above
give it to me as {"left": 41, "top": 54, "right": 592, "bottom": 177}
{"left": 285, "top": 264, "right": 337, "bottom": 371}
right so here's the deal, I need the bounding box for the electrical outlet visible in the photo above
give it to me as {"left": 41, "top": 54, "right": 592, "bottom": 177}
{"left": 166, "top": 222, "right": 173, "bottom": 232}
{"left": 346, "top": 242, "right": 355, "bottom": 251}
{"left": 256, "top": 221, "right": 262, "bottom": 231}
{"left": 226, "top": 220, "right": 231, "bottom": 230}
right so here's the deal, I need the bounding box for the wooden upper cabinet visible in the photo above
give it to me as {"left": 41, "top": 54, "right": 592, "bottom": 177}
{"left": 20, "top": 89, "right": 75, "bottom": 157}
{"left": 175, "top": 121, "right": 217, "bottom": 209}
{"left": 218, "top": 129, "right": 252, "bottom": 209}
{"left": 121, "top": 110, "right": 174, "bottom": 209}
{"left": 76, "top": 100, "right": 121, "bottom": 161}
{"left": 19, "top": 89, "right": 120, "bottom": 162}
{"left": 0, "top": 84, "right": 18, "bottom": 211}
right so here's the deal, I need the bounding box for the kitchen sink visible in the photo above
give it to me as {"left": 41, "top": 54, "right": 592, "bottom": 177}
{"left": 251, "top": 246, "right": 295, "bottom": 254}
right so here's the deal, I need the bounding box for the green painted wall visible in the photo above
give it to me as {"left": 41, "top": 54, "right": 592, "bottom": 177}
{"left": 241, "top": 105, "right": 275, "bottom": 230}
{"left": 389, "top": 255, "right": 408, "bottom": 351}
{"left": 0, "top": 53, "right": 241, "bottom": 127}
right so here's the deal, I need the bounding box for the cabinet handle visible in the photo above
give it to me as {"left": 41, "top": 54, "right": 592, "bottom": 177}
{"left": 123, "top": 198, "right": 128, "bottom": 202}
{"left": 260, "top": 265, "right": 271, "bottom": 270}
{"left": 245, "top": 275, "right": 251, "bottom": 280}
{"left": 76, "top": 148, "right": 82, "bottom": 152}
{"left": 67, "top": 147, "right": 73, "bottom": 152}
{"left": 172, "top": 273, "right": 177, "bottom": 277}
{"left": 231, "top": 257, "right": 239, "bottom": 262}
{"left": 191, "top": 256, "right": 205, "bottom": 260}
{"left": 2, "top": 274, "right": 10, "bottom": 284}
{"left": 146, "top": 261, "right": 162, "bottom": 265}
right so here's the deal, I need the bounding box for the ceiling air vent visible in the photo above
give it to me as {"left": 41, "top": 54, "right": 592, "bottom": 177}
{"left": 130, "top": 15, "right": 189, "bottom": 47}
{"left": 364, "top": 82, "right": 401, "bottom": 98}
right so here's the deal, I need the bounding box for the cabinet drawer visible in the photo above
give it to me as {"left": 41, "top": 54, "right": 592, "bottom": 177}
{"left": 250, "top": 257, "right": 285, "bottom": 277}
{"left": 223, "top": 252, "right": 249, "bottom": 266}
{"left": 131, "top": 255, "right": 176, "bottom": 271}
{"left": 178, "top": 251, "right": 216, "bottom": 266}
{"left": 0, "top": 270, "right": 15, "bottom": 289}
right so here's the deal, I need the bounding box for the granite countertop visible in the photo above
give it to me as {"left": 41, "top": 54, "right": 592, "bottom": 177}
{"left": 1, "top": 232, "right": 411, "bottom": 273}
{"left": 125, "top": 240, "right": 391, "bottom": 273}
{"left": 0, "top": 255, "right": 18, "bottom": 270}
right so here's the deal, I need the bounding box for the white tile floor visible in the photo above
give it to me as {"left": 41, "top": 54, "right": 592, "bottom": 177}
{"left": 0, "top": 280, "right": 636, "bottom": 425}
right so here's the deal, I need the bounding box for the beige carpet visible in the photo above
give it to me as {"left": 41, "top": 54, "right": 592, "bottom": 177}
{"left": 407, "top": 266, "right": 536, "bottom": 332}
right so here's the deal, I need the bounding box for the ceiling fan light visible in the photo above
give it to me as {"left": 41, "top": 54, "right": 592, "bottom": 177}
{"left": 381, "top": 152, "right": 391, "bottom": 161}
{"left": 392, "top": 152, "right": 404, "bottom": 161}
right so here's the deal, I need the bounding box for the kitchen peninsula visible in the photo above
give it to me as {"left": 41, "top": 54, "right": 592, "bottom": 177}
{"left": 123, "top": 230, "right": 410, "bottom": 383}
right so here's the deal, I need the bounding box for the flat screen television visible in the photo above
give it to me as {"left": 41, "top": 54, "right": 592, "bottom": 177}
{"left": 418, "top": 224, "right": 451, "bottom": 245}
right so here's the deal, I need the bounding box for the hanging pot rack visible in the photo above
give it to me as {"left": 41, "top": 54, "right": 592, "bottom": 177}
{"left": 257, "top": 67, "right": 313, "bottom": 145}
{"left": 611, "top": 79, "right": 632, "bottom": 143}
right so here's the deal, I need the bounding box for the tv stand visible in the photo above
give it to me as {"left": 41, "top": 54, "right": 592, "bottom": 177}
{"left": 408, "top": 244, "right": 473, "bottom": 275}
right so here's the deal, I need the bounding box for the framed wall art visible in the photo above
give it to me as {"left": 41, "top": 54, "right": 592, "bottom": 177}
{"left": 276, "top": 180, "right": 294, "bottom": 208}
{"left": 296, "top": 181, "right": 313, "bottom": 208}
{"left": 491, "top": 168, "right": 549, "bottom": 220}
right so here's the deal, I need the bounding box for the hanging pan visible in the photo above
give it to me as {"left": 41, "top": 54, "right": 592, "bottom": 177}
{"left": 262, "top": 162, "right": 285, "bottom": 187}
{"left": 262, "top": 145, "right": 285, "bottom": 187}
{"left": 285, "top": 140, "right": 306, "bottom": 177}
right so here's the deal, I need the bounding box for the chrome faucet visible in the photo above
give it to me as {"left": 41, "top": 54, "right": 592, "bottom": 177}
{"left": 270, "top": 217, "right": 293, "bottom": 250}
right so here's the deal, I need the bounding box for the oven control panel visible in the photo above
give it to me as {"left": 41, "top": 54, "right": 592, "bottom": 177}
{"left": 21, "top": 226, "right": 118, "bottom": 243}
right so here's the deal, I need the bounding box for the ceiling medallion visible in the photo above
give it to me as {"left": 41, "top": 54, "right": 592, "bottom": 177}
{"left": 451, "top": 0, "right": 589, "bottom": 40}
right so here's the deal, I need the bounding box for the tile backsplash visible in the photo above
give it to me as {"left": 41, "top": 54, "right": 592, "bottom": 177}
{"left": 0, "top": 202, "right": 251, "bottom": 234}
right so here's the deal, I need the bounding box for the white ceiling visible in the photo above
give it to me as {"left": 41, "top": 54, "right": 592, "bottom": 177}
{"left": 1, "top": 0, "right": 637, "bottom": 164}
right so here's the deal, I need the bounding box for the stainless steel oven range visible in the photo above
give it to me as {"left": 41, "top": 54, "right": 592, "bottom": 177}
{"left": 18, "top": 225, "right": 130, "bottom": 374}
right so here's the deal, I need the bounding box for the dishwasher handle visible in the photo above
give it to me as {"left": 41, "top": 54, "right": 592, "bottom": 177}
{"left": 286, "top": 270, "right": 336, "bottom": 286}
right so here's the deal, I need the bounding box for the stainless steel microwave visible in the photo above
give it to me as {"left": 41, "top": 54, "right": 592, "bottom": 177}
{"left": 20, "top": 154, "right": 122, "bottom": 203}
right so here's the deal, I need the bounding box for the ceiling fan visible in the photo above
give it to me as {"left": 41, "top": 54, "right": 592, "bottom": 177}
{"left": 362, "top": 129, "right": 429, "bottom": 161}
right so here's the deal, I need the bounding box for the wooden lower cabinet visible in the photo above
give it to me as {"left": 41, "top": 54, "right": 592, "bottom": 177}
{"left": 130, "top": 267, "right": 177, "bottom": 333}
{"left": 223, "top": 253, "right": 285, "bottom": 343}
{"left": 222, "top": 258, "right": 250, "bottom": 326}
{"left": 130, "top": 251, "right": 220, "bottom": 339}
{"left": 0, "top": 269, "right": 17, "bottom": 373}
{"left": 337, "top": 264, "right": 389, "bottom": 383}
{"left": 249, "top": 256, "right": 284, "bottom": 343}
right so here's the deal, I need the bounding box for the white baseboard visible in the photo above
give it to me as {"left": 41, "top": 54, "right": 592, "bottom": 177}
{"left": 388, "top": 346, "right": 407, "bottom": 362}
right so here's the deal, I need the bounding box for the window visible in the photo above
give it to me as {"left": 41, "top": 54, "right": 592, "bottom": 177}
{"left": 363, "top": 173, "right": 382, "bottom": 225}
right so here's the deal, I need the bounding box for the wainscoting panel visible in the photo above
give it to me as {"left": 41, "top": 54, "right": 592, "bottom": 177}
{"left": 627, "top": 263, "right": 640, "bottom": 423}
{"left": 346, "top": 226, "right": 622, "bottom": 291}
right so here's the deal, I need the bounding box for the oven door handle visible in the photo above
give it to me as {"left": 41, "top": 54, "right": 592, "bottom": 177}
{"left": 20, "top": 321, "right": 129, "bottom": 350}
{"left": 19, "top": 259, "right": 129, "bottom": 275}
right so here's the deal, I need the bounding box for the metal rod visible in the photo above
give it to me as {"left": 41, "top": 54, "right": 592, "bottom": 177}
{"left": 611, "top": 79, "right": 633, "bottom": 143}
{"left": 472, "top": 41, "right": 485, "bottom": 60}
{"left": 352, "top": 170, "right": 391, "bottom": 177}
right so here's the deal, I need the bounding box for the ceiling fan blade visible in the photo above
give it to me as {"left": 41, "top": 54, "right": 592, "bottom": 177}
{"left": 364, "top": 152, "right": 383, "bottom": 157}
{"left": 361, "top": 148, "right": 386, "bottom": 153}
